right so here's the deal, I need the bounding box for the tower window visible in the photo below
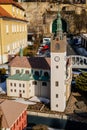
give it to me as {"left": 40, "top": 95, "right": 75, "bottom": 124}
{"left": 56, "top": 94, "right": 58, "bottom": 98}
{"left": 56, "top": 104, "right": 58, "bottom": 107}
{"left": 55, "top": 81, "right": 59, "bottom": 86}
{"left": 56, "top": 65, "right": 59, "bottom": 68}
{"left": 55, "top": 43, "right": 60, "bottom": 50}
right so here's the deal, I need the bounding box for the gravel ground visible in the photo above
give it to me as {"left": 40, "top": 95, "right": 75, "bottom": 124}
{"left": 27, "top": 92, "right": 87, "bottom": 123}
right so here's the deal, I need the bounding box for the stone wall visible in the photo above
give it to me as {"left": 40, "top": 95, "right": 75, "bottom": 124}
{"left": 20, "top": 2, "right": 87, "bottom": 35}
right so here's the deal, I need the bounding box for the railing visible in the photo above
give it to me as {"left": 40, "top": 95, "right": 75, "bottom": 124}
{"left": 67, "top": 55, "right": 87, "bottom": 69}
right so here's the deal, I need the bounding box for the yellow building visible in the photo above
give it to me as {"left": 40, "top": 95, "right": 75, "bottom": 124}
{"left": 0, "top": 0, "right": 27, "bottom": 64}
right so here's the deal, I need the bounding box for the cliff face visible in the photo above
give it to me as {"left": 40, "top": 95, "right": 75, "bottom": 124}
{"left": 20, "top": 2, "right": 49, "bottom": 29}
{"left": 20, "top": 2, "right": 87, "bottom": 34}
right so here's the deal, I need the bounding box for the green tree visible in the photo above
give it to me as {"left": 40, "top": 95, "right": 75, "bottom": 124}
{"left": 1, "top": 68, "right": 6, "bottom": 75}
{"left": 76, "top": 72, "right": 87, "bottom": 91}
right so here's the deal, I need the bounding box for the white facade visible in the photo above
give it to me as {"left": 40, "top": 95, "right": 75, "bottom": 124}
{"left": 51, "top": 51, "right": 66, "bottom": 112}
{"left": 7, "top": 66, "right": 50, "bottom": 99}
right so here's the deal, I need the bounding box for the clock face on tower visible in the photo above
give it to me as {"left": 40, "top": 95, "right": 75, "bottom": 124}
{"left": 54, "top": 56, "right": 60, "bottom": 62}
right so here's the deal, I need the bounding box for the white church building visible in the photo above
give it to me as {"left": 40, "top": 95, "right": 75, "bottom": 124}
{"left": 7, "top": 11, "right": 72, "bottom": 112}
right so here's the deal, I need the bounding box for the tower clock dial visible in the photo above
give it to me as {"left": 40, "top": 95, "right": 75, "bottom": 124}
{"left": 54, "top": 56, "right": 60, "bottom": 62}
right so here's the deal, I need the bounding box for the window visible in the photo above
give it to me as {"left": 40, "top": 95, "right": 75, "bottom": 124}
{"left": 44, "top": 72, "right": 49, "bottom": 77}
{"left": 19, "top": 84, "right": 21, "bottom": 87}
{"left": 16, "top": 70, "right": 20, "bottom": 74}
{"left": 56, "top": 104, "right": 58, "bottom": 107}
{"left": 23, "top": 90, "right": 25, "bottom": 93}
{"left": 14, "top": 89, "right": 16, "bottom": 92}
{"left": 22, "top": 113, "right": 23, "bottom": 118}
{"left": 50, "top": 5, "right": 53, "bottom": 8}
{"left": 32, "top": 81, "right": 37, "bottom": 85}
{"left": 19, "top": 116, "right": 21, "bottom": 121}
{"left": 17, "top": 120, "right": 18, "bottom": 125}
{"left": 55, "top": 43, "right": 60, "bottom": 50}
{"left": 25, "top": 70, "right": 29, "bottom": 74}
{"left": 14, "top": 124, "right": 15, "bottom": 129}
{"left": 16, "top": 8, "right": 18, "bottom": 14}
{"left": 42, "top": 82, "right": 47, "bottom": 86}
{"left": 12, "top": 6, "right": 14, "bottom": 12}
{"left": 56, "top": 65, "right": 59, "bottom": 68}
{"left": 6, "top": 25, "right": 9, "bottom": 33}
{"left": 19, "top": 90, "right": 21, "bottom": 93}
{"left": 14, "top": 83, "right": 16, "bottom": 87}
{"left": 10, "top": 83, "right": 12, "bottom": 86}
{"left": 55, "top": 81, "right": 59, "bottom": 86}
{"left": 23, "top": 84, "right": 25, "bottom": 87}
{"left": 35, "top": 71, "right": 39, "bottom": 76}
{"left": 11, "top": 89, "right": 13, "bottom": 92}
{"left": 56, "top": 94, "right": 58, "bottom": 98}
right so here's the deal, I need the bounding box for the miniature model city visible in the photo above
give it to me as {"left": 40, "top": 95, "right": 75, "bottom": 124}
{"left": 6, "top": 10, "right": 72, "bottom": 112}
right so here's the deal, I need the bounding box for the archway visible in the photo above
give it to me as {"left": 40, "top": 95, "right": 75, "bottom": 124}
{"left": 52, "top": 18, "right": 67, "bottom": 33}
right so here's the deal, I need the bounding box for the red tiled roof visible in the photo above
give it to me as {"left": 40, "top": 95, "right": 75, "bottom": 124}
{"left": 0, "top": 100, "right": 27, "bottom": 128}
{"left": 0, "top": 0, "right": 25, "bottom": 10}
{"left": 0, "top": 6, "right": 27, "bottom": 22}
{"left": 0, "top": 5, "right": 13, "bottom": 17}
{"left": 9, "top": 56, "right": 50, "bottom": 70}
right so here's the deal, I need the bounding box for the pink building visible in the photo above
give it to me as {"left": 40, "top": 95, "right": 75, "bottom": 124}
{"left": 0, "top": 99, "right": 27, "bottom": 130}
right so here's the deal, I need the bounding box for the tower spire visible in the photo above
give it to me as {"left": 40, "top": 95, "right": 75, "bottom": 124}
{"left": 56, "top": 4, "right": 63, "bottom": 40}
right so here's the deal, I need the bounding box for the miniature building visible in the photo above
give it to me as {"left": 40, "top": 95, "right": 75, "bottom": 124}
{"left": 0, "top": 99, "right": 27, "bottom": 130}
{"left": 0, "top": 0, "right": 27, "bottom": 64}
{"left": 7, "top": 56, "right": 50, "bottom": 99}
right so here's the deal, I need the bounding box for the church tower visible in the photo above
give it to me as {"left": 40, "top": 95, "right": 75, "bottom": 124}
{"left": 51, "top": 10, "right": 67, "bottom": 112}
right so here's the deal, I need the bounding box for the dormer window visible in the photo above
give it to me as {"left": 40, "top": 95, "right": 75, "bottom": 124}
{"left": 25, "top": 70, "right": 29, "bottom": 74}
{"left": 16, "top": 70, "right": 20, "bottom": 74}
{"left": 44, "top": 72, "right": 49, "bottom": 77}
{"left": 35, "top": 71, "right": 39, "bottom": 76}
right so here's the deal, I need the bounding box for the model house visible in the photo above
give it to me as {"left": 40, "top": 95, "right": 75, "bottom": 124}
{"left": 0, "top": 99, "right": 27, "bottom": 130}
{"left": 0, "top": 0, "right": 27, "bottom": 64}
{"left": 7, "top": 55, "right": 50, "bottom": 99}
